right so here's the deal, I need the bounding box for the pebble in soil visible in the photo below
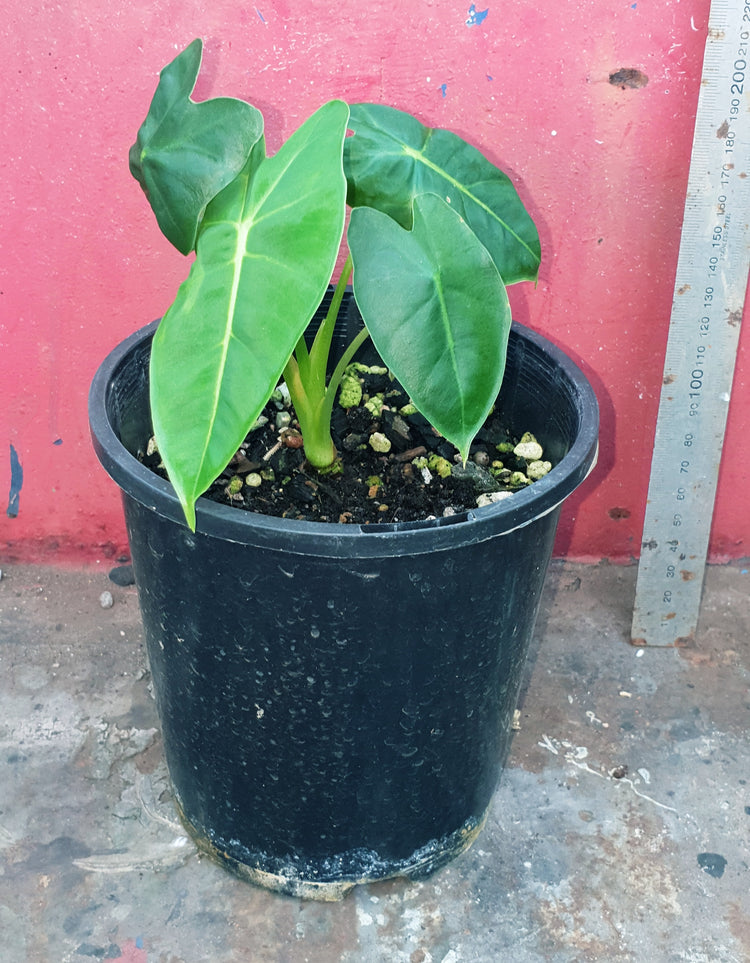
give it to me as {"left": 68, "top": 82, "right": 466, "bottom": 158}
{"left": 141, "top": 362, "right": 553, "bottom": 526}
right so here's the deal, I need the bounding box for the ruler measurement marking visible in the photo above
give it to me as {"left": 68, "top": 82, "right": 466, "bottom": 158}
{"left": 631, "top": 1, "right": 750, "bottom": 646}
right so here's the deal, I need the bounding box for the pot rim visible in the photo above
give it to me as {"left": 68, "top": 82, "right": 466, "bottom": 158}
{"left": 89, "top": 320, "right": 599, "bottom": 559}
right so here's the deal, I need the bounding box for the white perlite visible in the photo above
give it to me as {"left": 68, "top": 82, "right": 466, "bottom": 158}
{"left": 476, "top": 491, "right": 513, "bottom": 507}
{"left": 527, "top": 460, "right": 552, "bottom": 480}
{"left": 513, "top": 440, "right": 544, "bottom": 461}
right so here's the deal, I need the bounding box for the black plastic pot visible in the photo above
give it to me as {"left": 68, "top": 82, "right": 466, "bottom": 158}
{"left": 89, "top": 310, "right": 598, "bottom": 900}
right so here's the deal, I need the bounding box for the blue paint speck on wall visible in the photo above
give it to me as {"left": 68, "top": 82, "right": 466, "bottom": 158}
{"left": 7, "top": 444, "right": 22, "bottom": 518}
{"left": 439, "top": 83, "right": 448, "bottom": 98}
{"left": 466, "top": 4, "right": 489, "bottom": 26}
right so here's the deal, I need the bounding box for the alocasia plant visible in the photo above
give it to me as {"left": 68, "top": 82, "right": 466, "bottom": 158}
{"left": 130, "top": 38, "right": 540, "bottom": 529}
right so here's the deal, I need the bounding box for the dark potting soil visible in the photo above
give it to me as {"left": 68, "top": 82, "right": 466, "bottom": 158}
{"left": 141, "top": 364, "right": 553, "bottom": 526}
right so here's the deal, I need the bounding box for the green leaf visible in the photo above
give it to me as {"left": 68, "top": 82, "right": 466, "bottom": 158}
{"left": 345, "top": 103, "right": 541, "bottom": 285}
{"left": 129, "top": 39, "right": 264, "bottom": 255}
{"left": 349, "top": 193, "right": 512, "bottom": 462}
{"left": 150, "top": 99, "right": 350, "bottom": 528}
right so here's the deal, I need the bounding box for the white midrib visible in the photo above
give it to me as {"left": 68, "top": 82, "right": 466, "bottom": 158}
{"left": 433, "top": 270, "right": 466, "bottom": 433}
{"left": 193, "top": 199, "right": 254, "bottom": 488}
{"left": 401, "top": 143, "right": 539, "bottom": 267}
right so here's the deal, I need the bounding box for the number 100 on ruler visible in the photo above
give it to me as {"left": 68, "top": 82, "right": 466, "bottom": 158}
{"left": 631, "top": 1, "right": 750, "bottom": 646}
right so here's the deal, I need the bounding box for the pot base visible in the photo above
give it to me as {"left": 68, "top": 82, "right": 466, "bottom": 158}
{"left": 176, "top": 799, "right": 489, "bottom": 901}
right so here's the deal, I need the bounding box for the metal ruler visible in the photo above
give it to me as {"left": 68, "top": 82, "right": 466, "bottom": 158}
{"left": 631, "top": 0, "right": 750, "bottom": 647}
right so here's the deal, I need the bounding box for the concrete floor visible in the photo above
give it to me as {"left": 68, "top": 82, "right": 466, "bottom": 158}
{"left": 0, "top": 559, "right": 748, "bottom": 963}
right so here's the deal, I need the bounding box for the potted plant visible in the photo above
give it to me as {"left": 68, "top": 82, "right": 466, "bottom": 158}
{"left": 89, "top": 39, "right": 599, "bottom": 899}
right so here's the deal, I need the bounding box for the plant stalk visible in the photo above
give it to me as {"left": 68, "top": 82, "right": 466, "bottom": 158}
{"left": 282, "top": 255, "right": 369, "bottom": 470}
{"left": 308, "top": 253, "right": 353, "bottom": 393}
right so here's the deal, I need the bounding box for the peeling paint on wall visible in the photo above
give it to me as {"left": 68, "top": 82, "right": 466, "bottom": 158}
{"left": 609, "top": 68, "right": 649, "bottom": 89}
{"left": 466, "top": 4, "right": 489, "bottom": 26}
{"left": 7, "top": 444, "right": 23, "bottom": 518}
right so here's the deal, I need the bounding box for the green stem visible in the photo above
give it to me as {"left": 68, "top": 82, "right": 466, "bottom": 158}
{"left": 282, "top": 259, "right": 373, "bottom": 470}
{"left": 293, "top": 330, "right": 311, "bottom": 384}
{"left": 308, "top": 254, "right": 353, "bottom": 394}
{"left": 318, "top": 325, "right": 371, "bottom": 430}
{"left": 298, "top": 324, "right": 371, "bottom": 469}
{"left": 283, "top": 354, "right": 336, "bottom": 468}
{"left": 295, "top": 407, "right": 338, "bottom": 469}
{"left": 282, "top": 353, "right": 306, "bottom": 417}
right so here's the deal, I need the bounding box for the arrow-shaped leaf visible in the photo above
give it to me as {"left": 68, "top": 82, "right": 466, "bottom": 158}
{"left": 345, "top": 103, "right": 540, "bottom": 285}
{"left": 129, "top": 39, "right": 264, "bottom": 255}
{"left": 150, "top": 99, "right": 350, "bottom": 528}
{"left": 349, "top": 193, "right": 512, "bottom": 461}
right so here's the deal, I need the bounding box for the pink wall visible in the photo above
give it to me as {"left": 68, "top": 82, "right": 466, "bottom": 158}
{"left": 2, "top": 0, "right": 747, "bottom": 565}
